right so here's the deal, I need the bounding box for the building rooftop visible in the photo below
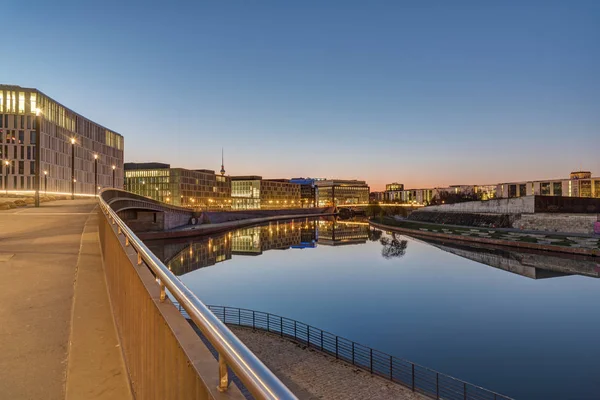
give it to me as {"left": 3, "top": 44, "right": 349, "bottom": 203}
{"left": 124, "top": 162, "right": 170, "bottom": 170}
{"left": 231, "top": 175, "right": 263, "bottom": 181}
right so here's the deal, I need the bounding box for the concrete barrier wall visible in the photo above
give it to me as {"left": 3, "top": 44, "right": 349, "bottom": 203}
{"left": 513, "top": 214, "right": 598, "bottom": 234}
{"left": 418, "top": 196, "right": 535, "bottom": 214}
{"left": 98, "top": 210, "right": 244, "bottom": 400}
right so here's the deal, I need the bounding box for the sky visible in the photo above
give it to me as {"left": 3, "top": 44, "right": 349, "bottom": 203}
{"left": 2, "top": 1, "right": 598, "bottom": 191}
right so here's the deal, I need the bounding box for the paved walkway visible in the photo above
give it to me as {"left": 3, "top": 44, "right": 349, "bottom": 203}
{"left": 231, "top": 327, "right": 425, "bottom": 400}
{"left": 0, "top": 200, "right": 131, "bottom": 399}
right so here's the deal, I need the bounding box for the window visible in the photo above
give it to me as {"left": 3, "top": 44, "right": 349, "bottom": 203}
{"left": 508, "top": 185, "right": 517, "bottom": 198}
{"left": 553, "top": 182, "right": 562, "bottom": 196}
{"left": 0, "top": 114, "right": 2, "bottom": 128}
{"left": 20, "top": 116, "right": 24, "bottom": 129}
{"left": 30, "top": 161, "right": 35, "bottom": 175}
{"left": 18, "top": 92, "right": 25, "bottom": 114}
{"left": 27, "top": 147, "right": 31, "bottom": 160}
{"left": 30, "top": 93, "right": 36, "bottom": 114}
{"left": 30, "top": 131, "right": 36, "bottom": 144}
{"left": 27, "top": 116, "right": 31, "bottom": 129}
{"left": 18, "top": 131, "right": 24, "bottom": 144}
{"left": 20, "top": 147, "right": 24, "bottom": 160}
{"left": 540, "top": 182, "right": 551, "bottom": 195}
{"left": 18, "top": 161, "right": 24, "bottom": 175}
{"left": 0, "top": 91, "right": 3, "bottom": 112}
{"left": 519, "top": 184, "right": 527, "bottom": 197}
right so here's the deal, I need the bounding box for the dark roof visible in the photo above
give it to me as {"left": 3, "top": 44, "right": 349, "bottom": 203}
{"left": 124, "top": 162, "right": 170, "bottom": 170}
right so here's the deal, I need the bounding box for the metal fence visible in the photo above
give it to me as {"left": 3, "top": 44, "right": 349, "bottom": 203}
{"left": 205, "top": 305, "right": 513, "bottom": 400}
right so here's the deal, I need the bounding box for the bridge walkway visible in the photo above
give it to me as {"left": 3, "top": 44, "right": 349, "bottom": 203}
{"left": 0, "top": 199, "right": 131, "bottom": 399}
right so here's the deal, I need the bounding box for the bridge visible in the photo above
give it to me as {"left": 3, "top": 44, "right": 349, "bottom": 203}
{"left": 0, "top": 189, "right": 512, "bottom": 400}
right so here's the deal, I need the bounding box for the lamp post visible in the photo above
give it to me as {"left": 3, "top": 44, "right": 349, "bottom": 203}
{"left": 4, "top": 160, "right": 9, "bottom": 195}
{"left": 112, "top": 165, "right": 116, "bottom": 188}
{"left": 34, "top": 109, "right": 41, "bottom": 207}
{"left": 43, "top": 170, "right": 48, "bottom": 194}
{"left": 94, "top": 154, "right": 98, "bottom": 195}
{"left": 71, "top": 138, "right": 76, "bottom": 200}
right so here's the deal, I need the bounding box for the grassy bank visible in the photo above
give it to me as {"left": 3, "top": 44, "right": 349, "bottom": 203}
{"left": 371, "top": 216, "right": 600, "bottom": 252}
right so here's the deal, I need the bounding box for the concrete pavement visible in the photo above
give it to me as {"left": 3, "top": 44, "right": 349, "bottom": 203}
{"left": 0, "top": 199, "right": 131, "bottom": 399}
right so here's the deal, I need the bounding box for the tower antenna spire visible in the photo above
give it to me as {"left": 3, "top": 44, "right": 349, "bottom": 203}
{"left": 220, "top": 147, "right": 226, "bottom": 176}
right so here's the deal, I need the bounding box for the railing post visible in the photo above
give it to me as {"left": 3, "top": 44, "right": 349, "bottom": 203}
{"left": 217, "top": 353, "right": 229, "bottom": 392}
{"left": 464, "top": 382, "right": 467, "bottom": 400}
{"left": 412, "top": 364, "right": 415, "bottom": 391}
{"left": 137, "top": 252, "right": 142, "bottom": 265}
{"left": 335, "top": 337, "right": 338, "bottom": 359}
{"left": 436, "top": 373, "right": 439, "bottom": 399}
{"left": 125, "top": 236, "right": 129, "bottom": 246}
{"left": 159, "top": 280, "right": 166, "bottom": 302}
{"left": 370, "top": 348, "right": 373, "bottom": 374}
{"left": 238, "top": 308, "right": 241, "bottom": 325}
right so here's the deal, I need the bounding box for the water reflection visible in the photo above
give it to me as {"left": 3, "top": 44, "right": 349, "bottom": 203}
{"left": 147, "top": 218, "right": 375, "bottom": 276}
{"left": 379, "top": 233, "right": 408, "bottom": 259}
{"left": 412, "top": 235, "right": 600, "bottom": 280}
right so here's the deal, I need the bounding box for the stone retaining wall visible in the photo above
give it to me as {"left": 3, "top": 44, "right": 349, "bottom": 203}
{"left": 418, "top": 196, "right": 534, "bottom": 214}
{"left": 513, "top": 214, "right": 598, "bottom": 235}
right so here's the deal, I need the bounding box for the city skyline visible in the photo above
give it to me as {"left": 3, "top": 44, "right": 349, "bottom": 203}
{"left": 3, "top": 1, "right": 598, "bottom": 191}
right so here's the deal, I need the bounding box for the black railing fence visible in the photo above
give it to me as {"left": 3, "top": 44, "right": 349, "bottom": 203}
{"left": 187, "top": 305, "right": 514, "bottom": 400}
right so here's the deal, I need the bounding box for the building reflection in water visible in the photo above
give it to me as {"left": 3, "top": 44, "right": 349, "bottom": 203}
{"left": 414, "top": 236, "right": 600, "bottom": 280}
{"left": 152, "top": 218, "right": 374, "bottom": 276}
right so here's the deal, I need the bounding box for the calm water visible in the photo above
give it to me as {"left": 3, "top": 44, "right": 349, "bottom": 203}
{"left": 147, "top": 218, "right": 600, "bottom": 399}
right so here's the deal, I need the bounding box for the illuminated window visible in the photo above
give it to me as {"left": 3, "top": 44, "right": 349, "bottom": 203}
{"left": 30, "top": 93, "right": 36, "bottom": 114}
{"left": 0, "top": 90, "right": 3, "bottom": 112}
{"left": 18, "top": 92, "right": 25, "bottom": 114}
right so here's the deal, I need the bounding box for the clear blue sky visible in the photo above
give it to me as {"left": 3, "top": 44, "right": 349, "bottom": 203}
{"left": 3, "top": 0, "right": 598, "bottom": 190}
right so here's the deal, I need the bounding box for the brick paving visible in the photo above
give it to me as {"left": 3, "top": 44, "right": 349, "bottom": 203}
{"left": 231, "top": 326, "right": 426, "bottom": 400}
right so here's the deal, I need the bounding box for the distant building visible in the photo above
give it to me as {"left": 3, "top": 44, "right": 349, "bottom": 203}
{"left": 290, "top": 177, "right": 325, "bottom": 207}
{"left": 230, "top": 176, "right": 301, "bottom": 209}
{"left": 370, "top": 191, "right": 385, "bottom": 203}
{"left": 315, "top": 179, "right": 370, "bottom": 206}
{"left": 496, "top": 171, "right": 600, "bottom": 198}
{"left": 0, "top": 84, "right": 124, "bottom": 193}
{"left": 384, "top": 182, "right": 404, "bottom": 202}
{"left": 124, "top": 163, "right": 231, "bottom": 208}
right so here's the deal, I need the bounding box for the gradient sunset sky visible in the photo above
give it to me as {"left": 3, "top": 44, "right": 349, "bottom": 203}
{"left": 3, "top": 1, "right": 598, "bottom": 191}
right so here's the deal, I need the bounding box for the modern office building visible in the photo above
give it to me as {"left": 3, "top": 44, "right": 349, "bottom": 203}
{"left": 124, "top": 163, "right": 231, "bottom": 208}
{"left": 230, "top": 176, "right": 301, "bottom": 209}
{"left": 0, "top": 84, "right": 124, "bottom": 194}
{"left": 496, "top": 171, "right": 600, "bottom": 198}
{"left": 290, "top": 177, "right": 324, "bottom": 207}
{"left": 315, "top": 179, "right": 370, "bottom": 206}
{"left": 384, "top": 182, "right": 404, "bottom": 202}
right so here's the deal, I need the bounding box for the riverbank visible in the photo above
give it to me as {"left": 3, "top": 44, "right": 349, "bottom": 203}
{"left": 370, "top": 216, "right": 600, "bottom": 257}
{"left": 137, "top": 211, "right": 336, "bottom": 240}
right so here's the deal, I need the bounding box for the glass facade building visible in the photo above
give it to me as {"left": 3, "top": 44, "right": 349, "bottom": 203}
{"left": 231, "top": 176, "right": 301, "bottom": 210}
{"left": 315, "top": 179, "right": 370, "bottom": 206}
{"left": 124, "top": 163, "right": 231, "bottom": 208}
{"left": 0, "top": 84, "right": 124, "bottom": 193}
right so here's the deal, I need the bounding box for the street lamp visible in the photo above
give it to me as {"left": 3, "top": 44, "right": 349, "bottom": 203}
{"left": 4, "top": 160, "right": 9, "bottom": 195}
{"left": 93, "top": 154, "right": 98, "bottom": 195}
{"left": 71, "top": 138, "right": 76, "bottom": 200}
{"left": 34, "top": 108, "right": 41, "bottom": 207}
{"left": 43, "top": 170, "right": 48, "bottom": 194}
{"left": 112, "top": 165, "right": 116, "bottom": 188}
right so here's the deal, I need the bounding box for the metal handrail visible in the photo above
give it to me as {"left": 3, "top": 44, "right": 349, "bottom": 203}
{"left": 204, "top": 305, "right": 514, "bottom": 400}
{"left": 98, "top": 190, "right": 297, "bottom": 400}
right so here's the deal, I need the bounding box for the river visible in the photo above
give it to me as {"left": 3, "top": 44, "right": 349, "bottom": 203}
{"left": 146, "top": 217, "right": 600, "bottom": 399}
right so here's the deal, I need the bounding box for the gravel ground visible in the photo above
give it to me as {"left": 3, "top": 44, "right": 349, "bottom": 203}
{"left": 231, "top": 326, "right": 426, "bottom": 400}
